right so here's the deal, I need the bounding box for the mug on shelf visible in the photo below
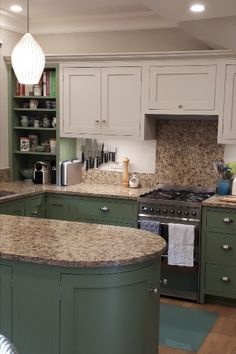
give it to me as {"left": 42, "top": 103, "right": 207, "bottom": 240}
{"left": 29, "top": 100, "right": 39, "bottom": 109}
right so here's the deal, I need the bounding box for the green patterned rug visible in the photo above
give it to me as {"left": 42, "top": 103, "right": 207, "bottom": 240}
{"left": 160, "top": 303, "right": 219, "bottom": 352}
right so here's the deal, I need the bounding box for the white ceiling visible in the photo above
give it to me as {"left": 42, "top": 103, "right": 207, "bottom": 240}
{"left": 1, "top": 0, "right": 236, "bottom": 51}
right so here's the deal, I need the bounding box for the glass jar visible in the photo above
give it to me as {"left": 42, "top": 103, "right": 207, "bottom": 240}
{"left": 33, "top": 84, "right": 42, "bottom": 96}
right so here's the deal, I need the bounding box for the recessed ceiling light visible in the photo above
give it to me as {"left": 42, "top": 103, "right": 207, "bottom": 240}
{"left": 190, "top": 3, "right": 205, "bottom": 13}
{"left": 10, "top": 5, "right": 23, "bottom": 13}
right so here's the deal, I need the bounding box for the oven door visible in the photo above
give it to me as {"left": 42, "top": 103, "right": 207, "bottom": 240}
{"left": 138, "top": 216, "right": 200, "bottom": 301}
{"left": 160, "top": 223, "right": 199, "bottom": 301}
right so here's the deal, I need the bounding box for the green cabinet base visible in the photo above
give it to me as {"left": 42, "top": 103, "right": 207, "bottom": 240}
{"left": 0, "top": 260, "right": 161, "bottom": 354}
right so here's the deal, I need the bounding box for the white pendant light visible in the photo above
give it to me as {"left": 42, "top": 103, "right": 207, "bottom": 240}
{"left": 11, "top": 0, "right": 45, "bottom": 84}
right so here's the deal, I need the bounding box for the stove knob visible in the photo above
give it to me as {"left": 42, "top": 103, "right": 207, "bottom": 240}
{"left": 149, "top": 208, "right": 154, "bottom": 213}
{"left": 169, "top": 209, "right": 174, "bottom": 214}
{"left": 192, "top": 211, "right": 197, "bottom": 216}
{"left": 177, "top": 210, "right": 182, "bottom": 215}
{"left": 162, "top": 209, "right": 167, "bottom": 214}
{"left": 184, "top": 211, "right": 189, "bottom": 216}
{"left": 142, "top": 206, "right": 148, "bottom": 212}
{"left": 156, "top": 208, "right": 161, "bottom": 213}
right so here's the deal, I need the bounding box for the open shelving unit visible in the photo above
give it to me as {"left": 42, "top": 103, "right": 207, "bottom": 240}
{"left": 8, "top": 64, "right": 76, "bottom": 184}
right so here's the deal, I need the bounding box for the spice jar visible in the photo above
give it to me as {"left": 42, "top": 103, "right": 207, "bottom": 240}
{"left": 33, "top": 84, "right": 42, "bottom": 96}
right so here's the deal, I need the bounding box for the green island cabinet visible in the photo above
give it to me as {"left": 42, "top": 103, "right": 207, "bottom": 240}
{"left": 8, "top": 64, "right": 76, "bottom": 184}
{"left": 0, "top": 198, "right": 24, "bottom": 216}
{"left": 201, "top": 206, "right": 236, "bottom": 302}
{"left": 0, "top": 259, "right": 160, "bottom": 354}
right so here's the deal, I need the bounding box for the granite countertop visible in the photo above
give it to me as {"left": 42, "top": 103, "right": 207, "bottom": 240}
{"left": 0, "top": 181, "right": 152, "bottom": 202}
{"left": 202, "top": 194, "right": 236, "bottom": 208}
{"left": 0, "top": 215, "right": 166, "bottom": 268}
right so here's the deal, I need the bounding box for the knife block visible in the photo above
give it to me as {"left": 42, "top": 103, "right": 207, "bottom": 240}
{"left": 122, "top": 157, "right": 129, "bottom": 188}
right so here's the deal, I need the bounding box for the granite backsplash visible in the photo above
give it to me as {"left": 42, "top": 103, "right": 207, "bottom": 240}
{"left": 82, "top": 120, "right": 224, "bottom": 188}
{"left": 0, "top": 169, "right": 10, "bottom": 183}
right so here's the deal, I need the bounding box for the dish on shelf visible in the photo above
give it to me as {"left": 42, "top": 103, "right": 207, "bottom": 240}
{"left": 21, "top": 168, "right": 34, "bottom": 181}
{"left": 35, "top": 145, "right": 46, "bottom": 152}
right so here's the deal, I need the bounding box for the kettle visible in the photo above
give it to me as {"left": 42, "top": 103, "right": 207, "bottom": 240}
{"left": 129, "top": 174, "right": 140, "bottom": 188}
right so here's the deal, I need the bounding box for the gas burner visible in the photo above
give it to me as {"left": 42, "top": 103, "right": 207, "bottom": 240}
{"left": 140, "top": 188, "right": 214, "bottom": 203}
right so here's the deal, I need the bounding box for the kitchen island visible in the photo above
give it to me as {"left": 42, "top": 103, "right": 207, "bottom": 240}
{"left": 0, "top": 214, "right": 165, "bottom": 354}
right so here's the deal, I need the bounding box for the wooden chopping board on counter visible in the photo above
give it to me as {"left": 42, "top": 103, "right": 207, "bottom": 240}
{"left": 219, "top": 196, "right": 236, "bottom": 203}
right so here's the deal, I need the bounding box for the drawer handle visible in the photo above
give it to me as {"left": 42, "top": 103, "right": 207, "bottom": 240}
{"left": 100, "top": 206, "right": 109, "bottom": 212}
{"left": 223, "top": 218, "right": 233, "bottom": 224}
{"left": 221, "top": 244, "right": 232, "bottom": 251}
{"left": 95, "top": 120, "right": 100, "bottom": 123}
{"left": 221, "top": 276, "right": 230, "bottom": 283}
{"left": 149, "top": 287, "right": 159, "bottom": 295}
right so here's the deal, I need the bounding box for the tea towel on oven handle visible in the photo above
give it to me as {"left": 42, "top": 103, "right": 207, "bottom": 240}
{"left": 168, "top": 223, "right": 195, "bottom": 267}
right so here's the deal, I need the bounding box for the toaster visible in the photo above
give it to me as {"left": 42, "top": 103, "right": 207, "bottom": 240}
{"left": 61, "top": 159, "right": 82, "bottom": 186}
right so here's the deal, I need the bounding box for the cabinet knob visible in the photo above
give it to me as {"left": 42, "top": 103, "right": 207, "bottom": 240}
{"left": 221, "top": 244, "right": 232, "bottom": 251}
{"left": 223, "top": 218, "right": 233, "bottom": 223}
{"left": 149, "top": 287, "right": 159, "bottom": 295}
{"left": 95, "top": 120, "right": 100, "bottom": 123}
{"left": 160, "top": 278, "right": 168, "bottom": 285}
{"left": 100, "top": 206, "right": 109, "bottom": 212}
{"left": 178, "top": 104, "right": 183, "bottom": 109}
{"left": 221, "top": 276, "right": 230, "bottom": 283}
{"left": 102, "top": 120, "right": 106, "bottom": 123}
{"left": 31, "top": 210, "right": 38, "bottom": 216}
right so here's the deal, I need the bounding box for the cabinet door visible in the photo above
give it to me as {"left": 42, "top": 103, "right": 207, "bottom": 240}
{"left": 24, "top": 195, "right": 45, "bottom": 218}
{"left": 149, "top": 65, "right": 216, "bottom": 111}
{"left": 0, "top": 265, "right": 12, "bottom": 341}
{"left": 221, "top": 64, "right": 236, "bottom": 141}
{"left": 101, "top": 67, "right": 141, "bottom": 137}
{"left": 46, "top": 194, "right": 70, "bottom": 220}
{"left": 0, "top": 199, "right": 25, "bottom": 216}
{"left": 62, "top": 67, "right": 101, "bottom": 136}
{"left": 60, "top": 264, "right": 160, "bottom": 354}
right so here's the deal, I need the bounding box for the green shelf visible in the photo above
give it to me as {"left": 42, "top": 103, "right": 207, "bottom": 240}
{"left": 14, "top": 108, "right": 56, "bottom": 112}
{"left": 14, "top": 126, "right": 56, "bottom": 131}
{"left": 14, "top": 96, "right": 56, "bottom": 99}
{"left": 14, "top": 150, "right": 56, "bottom": 156}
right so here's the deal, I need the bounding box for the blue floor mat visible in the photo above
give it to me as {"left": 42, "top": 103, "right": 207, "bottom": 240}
{"left": 160, "top": 303, "right": 219, "bottom": 352}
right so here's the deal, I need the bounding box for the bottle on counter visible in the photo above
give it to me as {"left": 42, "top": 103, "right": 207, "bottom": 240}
{"left": 121, "top": 157, "right": 129, "bottom": 188}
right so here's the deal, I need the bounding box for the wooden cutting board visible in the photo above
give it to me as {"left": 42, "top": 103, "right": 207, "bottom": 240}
{"left": 219, "top": 196, "right": 236, "bottom": 203}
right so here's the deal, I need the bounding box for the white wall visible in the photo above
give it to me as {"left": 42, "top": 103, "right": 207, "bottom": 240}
{"left": 0, "top": 29, "right": 20, "bottom": 168}
{"left": 35, "top": 28, "right": 208, "bottom": 54}
{"left": 224, "top": 144, "right": 236, "bottom": 163}
{"left": 76, "top": 138, "right": 156, "bottom": 173}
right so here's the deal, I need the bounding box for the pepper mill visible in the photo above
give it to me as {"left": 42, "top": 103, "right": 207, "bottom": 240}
{"left": 122, "top": 157, "right": 129, "bottom": 188}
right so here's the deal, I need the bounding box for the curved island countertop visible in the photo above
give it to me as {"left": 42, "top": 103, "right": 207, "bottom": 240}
{"left": 0, "top": 214, "right": 166, "bottom": 268}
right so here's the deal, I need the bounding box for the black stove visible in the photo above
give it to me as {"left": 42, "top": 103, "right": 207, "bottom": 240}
{"left": 138, "top": 187, "right": 214, "bottom": 221}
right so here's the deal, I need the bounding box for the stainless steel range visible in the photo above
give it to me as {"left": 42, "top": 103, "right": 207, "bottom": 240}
{"left": 138, "top": 185, "right": 214, "bottom": 302}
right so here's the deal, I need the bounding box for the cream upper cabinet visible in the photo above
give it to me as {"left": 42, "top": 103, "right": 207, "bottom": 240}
{"left": 61, "top": 65, "right": 142, "bottom": 138}
{"left": 218, "top": 64, "right": 236, "bottom": 143}
{"left": 62, "top": 67, "right": 101, "bottom": 135}
{"left": 148, "top": 64, "right": 217, "bottom": 113}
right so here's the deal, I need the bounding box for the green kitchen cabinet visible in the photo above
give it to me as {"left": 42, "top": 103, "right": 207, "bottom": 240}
{"left": 0, "top": 198, "right": 24, "bottom": 216}
{"left": 201, "top": 206, "right": 236, "bottom": 302}
{"left": 12, "top": 262, "right": 60, "bottom": 354}
{"left": 60, "top": 263, "right": 159, "bottom": 354}
{"left": 71, "top": 196, "right": 138, "bottom": 227}
{"left": 0, "top": 258, "right": 161, "bottom": 354}
{"left": 0, "top": 264, "right": 13, "bottom": 341}
{"left": 24, "top": 194, "right": 45, "bottom": 218}
{"left": 45, "top": 194, "right": 71, "bottom": 220}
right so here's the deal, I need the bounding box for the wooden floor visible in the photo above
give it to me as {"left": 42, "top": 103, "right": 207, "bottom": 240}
{"left": 159, "top": 297, "right": 236, "bottom": 354}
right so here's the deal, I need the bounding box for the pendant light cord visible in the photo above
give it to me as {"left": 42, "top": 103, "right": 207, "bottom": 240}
{"left": 27, "top": 0, "right": 29, "bottom": 33}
